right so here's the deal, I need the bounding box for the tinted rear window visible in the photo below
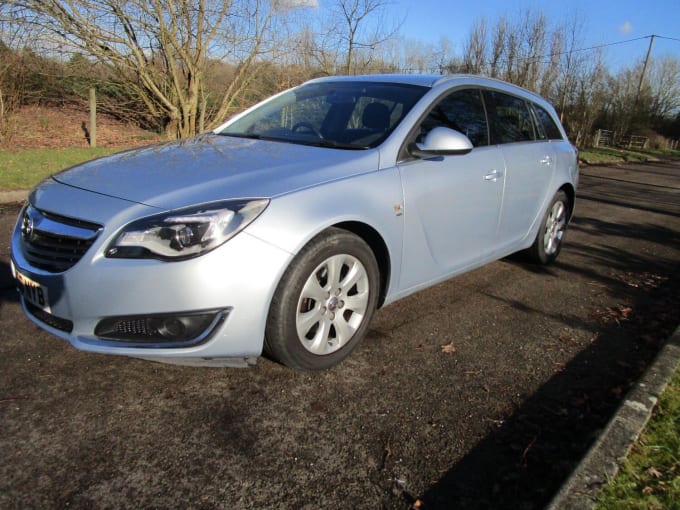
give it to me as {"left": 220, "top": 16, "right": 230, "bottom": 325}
{"left": 533, "top": 104, "right": 564, "bottom": 140}
{"left": 484, "top": 90, "right": 535, "bottom": 144}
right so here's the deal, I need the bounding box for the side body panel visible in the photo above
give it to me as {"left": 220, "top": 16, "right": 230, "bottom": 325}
{"left": 396, "top": 146, "right": 506, "bottom": 290}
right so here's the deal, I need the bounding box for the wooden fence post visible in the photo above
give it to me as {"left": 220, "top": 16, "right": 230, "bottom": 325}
{"left": 89, "top": 87, "right": 97, "bottom": 148}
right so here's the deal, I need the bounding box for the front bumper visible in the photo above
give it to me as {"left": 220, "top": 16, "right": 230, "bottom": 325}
{"left": 11, "top": 200, "right": 292, "bottom": 363}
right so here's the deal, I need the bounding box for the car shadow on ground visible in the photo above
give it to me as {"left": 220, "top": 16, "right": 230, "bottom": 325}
{"left": 411, "top": 197, "right": 679, "bottom": 508}
{"left": 0, "top": 203, "right": 21, "bottom": 305}
{"left": 414, "top": 274, "right": 677, "bottom": 508}
{"left": 0, "top": 260, "right": 19, "bottom": 304}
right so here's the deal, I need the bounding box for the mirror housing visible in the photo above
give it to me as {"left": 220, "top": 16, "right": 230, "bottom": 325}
{"left": 409, "top": 127, "right": 474, "bottom": 157}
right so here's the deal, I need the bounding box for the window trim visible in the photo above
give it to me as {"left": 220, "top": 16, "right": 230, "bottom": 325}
{"left": 398, "top": 83, "right": 566, "bottom": 162}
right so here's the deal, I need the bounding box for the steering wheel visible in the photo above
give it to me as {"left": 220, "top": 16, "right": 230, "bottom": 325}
{"left": 291, "top": 122, "right": 323, "bottom": 139}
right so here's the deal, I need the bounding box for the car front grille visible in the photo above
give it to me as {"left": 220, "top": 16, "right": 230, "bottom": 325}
{"left": 19, "top": 205, "right": 103, "bottom": 273}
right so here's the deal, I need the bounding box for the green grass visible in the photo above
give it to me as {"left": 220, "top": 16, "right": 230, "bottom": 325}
{"left": 0, "top": 147, "right": 127, "bottom": 190}
{"left": 596, "top": 368, "right": 680, "bottom": 510}
{"left": 579, "top": 147, "right": 680, "bottom": 166}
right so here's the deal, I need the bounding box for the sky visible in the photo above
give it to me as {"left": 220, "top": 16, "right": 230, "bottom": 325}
{"left": 389, "top": 0, "right": 680, "bottom": 71}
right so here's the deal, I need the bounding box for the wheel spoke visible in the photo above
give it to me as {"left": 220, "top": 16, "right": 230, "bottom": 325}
{"left": 333, "top": 316, "right": 355, "bottom": 346}
{"left": 325, "top": 255, "right": 344, "bottom": 289}
{"left": 296, "top": 307, "right": 323, "bottom": 338}
{"left": 545, "top": 236, "right": 556, "bottom": 255}
{"left": 300, "top": 272, "right": 326, "bottom": 302}
{"left": 553, "top": 201, "right": 565, "bottom": 221}
{"left": 308, "top": 316, "right": 332, "bottom": 354}
{"left": 343, "top": 290, "right": 369, "bottom": 312}
{"left": 339, "top": 259, "right": 364, "bottom": 290}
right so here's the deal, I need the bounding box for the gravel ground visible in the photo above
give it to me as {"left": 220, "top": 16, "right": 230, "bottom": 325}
{"left": 0, "top": 161, "right": 678, "bottom": 509}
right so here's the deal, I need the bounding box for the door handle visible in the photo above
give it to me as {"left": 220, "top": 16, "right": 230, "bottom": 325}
{"left": 484, "top": 169, "right": 502, "bottom": 182}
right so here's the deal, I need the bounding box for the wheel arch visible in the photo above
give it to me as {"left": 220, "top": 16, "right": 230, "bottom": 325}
{"left": 558, "top": 182, "right": 576, "bottom": 220}
{"left": 333, "top": 221, "right": 391, "bottom": 308}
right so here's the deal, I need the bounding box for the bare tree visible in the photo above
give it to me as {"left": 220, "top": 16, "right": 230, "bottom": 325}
{"left": 302, "top": 0, "right": 399, "bottom": 74}
{"left": 280, "top": 0, "right": 399, "bottom": 76}
{"left": 431, "top": 36, "right": 455, "bottom": 74}
{"left": 0, "top": 4, "right": 36, "bottom": 145}
{"left": 9, "top": 0, "right": 295, "bottom": 138}
{"left": 515, "top": 10, "right": 547, "bottom": 89}
{"left": 462, "top": 17, "right": 488, "bottom": 74}
{"left": 292, "top": 14, "right": 341, "bottom": 76}
{"left": 603, "top": 55, "right": 680, "bottom": 138}
{"left": 538, "top": 27, "right": 563, "bottom": 99}
{"left": 564, "top": 50, "right": 608, "bottom": 146}
{"left": 646, "top": 55, "right": 680, "bottom": 118}
{"left": 542, "top": 14, "right": 586, "bottom": 122}
{"left": 376, "top": 35, "right": 452, "bottom": 74}
{"left": 462, "top": 9, "right": 551, "bottom": 89}
{"left": 605, "top": 65, "right": 641, "bottom": 137}
{"left": 333, "top": 0, "right": 399, "bottom": 75}
{"left": 488, "top": 16, "right": 507, "bottom": 78}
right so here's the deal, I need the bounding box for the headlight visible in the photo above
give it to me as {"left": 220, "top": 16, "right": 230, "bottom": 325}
{"left": 106, "top": 199, "right": 269, "bottom": 260}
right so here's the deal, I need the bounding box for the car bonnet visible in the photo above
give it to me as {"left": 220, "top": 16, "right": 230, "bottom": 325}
{"left": 51, "top": 134, "right": 380, "bottom": 210}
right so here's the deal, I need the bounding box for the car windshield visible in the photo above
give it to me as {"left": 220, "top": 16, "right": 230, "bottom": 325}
{"left": 218, "top": 81, "right": 428, "bottom": 149}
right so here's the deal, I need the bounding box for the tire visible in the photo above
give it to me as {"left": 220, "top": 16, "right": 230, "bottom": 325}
{"left": 527, "top": 190, "right": 570, "bottom": 265}
{"left": 264, "top": 228, "right": 380, "bottom": 371}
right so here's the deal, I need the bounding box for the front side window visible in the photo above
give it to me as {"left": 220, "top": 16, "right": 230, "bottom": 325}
{"left": 219, "top": 82, "right": 428, "bottom": 149}
{"left": 485, "top": 91, "right": 535, "bottom": 144}
{"left": 417, "top": 88, "right": 489, "bottom": 147}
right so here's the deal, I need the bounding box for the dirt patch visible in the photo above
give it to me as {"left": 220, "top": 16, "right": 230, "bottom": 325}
{"left": 6, "top": 105, "right": 161, "bottom": 150}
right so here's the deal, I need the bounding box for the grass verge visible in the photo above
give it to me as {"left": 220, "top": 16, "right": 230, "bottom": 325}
{"left": 0, "top": 147, "right": 127, "bottom": 190}
{"left": 596, "top": 367, "right": 680, "bottom": 510}
{"left": 579, "top": 147, "right": 680, "bottom": 166}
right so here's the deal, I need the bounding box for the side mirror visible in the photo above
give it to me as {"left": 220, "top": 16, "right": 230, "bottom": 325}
{"left": 409, "top": 127, "right": 474, "bottom": 158}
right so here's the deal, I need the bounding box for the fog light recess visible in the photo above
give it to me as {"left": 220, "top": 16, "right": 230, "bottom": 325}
{"left": 94, "top": 309, "right": 228, "bottom": 347}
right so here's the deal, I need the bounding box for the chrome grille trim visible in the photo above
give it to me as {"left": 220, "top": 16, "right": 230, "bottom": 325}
{"left": 20, "top": 205, "right": 103, "bottom": 273}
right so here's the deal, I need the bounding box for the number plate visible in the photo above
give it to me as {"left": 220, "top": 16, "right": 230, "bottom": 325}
{"left": 15, "top": 269, "right": 51, "bottom": 313}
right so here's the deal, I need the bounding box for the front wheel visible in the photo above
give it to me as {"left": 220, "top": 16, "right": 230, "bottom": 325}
{"left": 264, "top": 228, "right": 380, "bottom": 370}
{"left": 527, "top": 190, "right": 570, "bottom": 265}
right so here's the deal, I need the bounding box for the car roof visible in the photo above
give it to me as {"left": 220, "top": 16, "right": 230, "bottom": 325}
{"left": 307, "top": 74, "right": 444, "bottom": 87}
{"left": 306, "top": 74, "right": 549, "bottom": 104}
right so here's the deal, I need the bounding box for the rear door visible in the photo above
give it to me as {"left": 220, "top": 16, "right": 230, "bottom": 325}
{"left": 483, "top": 90, "right": 556, "bottom": 251}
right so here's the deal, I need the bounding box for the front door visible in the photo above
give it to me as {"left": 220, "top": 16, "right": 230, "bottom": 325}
{"left": 398, "top": 145, "right": 506, "bottom": 290}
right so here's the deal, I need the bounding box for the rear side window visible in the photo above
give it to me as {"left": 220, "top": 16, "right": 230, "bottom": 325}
{"left": 418, "top": 88, "right": 489, "bottom": 147}
{"left": 529, "top": 105, "right": 547, "bottom": 140}
{"left": 533, "top": 104, "right": 564, "bottom": 140}
{"left": 484, "top": 90, "right": 535, "bottom": 144}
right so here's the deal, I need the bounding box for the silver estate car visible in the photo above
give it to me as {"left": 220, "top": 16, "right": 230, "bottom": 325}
{"left": 11, "top": 74, "right": 578, "bottom": 370}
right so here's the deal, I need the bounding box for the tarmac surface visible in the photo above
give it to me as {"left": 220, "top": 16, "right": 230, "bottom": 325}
{"left": 1, "top": 160, "right": 679, "bottom": 509}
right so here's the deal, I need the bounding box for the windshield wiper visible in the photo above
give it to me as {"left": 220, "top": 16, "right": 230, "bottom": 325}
{"left": 217, "top": 132, "right": 369, "bottom": 150}
{"left": 217, "top": 132, "right": 267, "bottom": 140}
{"left": 300, "top": 139, "right": 369, "bottom": 150}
